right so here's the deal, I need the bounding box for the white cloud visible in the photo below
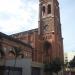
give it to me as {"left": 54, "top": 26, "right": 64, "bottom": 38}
{"left": 0, "top": 0, "right": 21, "bottom": 14}
{"left": 0, "top": 0, "right": 39, "bottom": 34}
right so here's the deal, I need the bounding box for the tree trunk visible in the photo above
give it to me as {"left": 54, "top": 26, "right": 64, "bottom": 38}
{"left": 13, "top": 57, "right": 16, "bottom": 75}
{"left": 57, "top": 72, "right": 58, "bottom": 75}
{"left": 50, "top": 72, "right": 52, "bottom": 75}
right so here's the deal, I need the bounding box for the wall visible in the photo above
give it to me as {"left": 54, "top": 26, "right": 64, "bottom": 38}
{"left": 5, "top": 58, "right": 32, "bottom": 75}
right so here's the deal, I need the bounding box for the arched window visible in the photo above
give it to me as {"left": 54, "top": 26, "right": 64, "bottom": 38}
{"left": 47, "top": 4, "right": 51, "bottom": 14}
{"left": 42, "top": 6, "right": 46, "bottom": 16}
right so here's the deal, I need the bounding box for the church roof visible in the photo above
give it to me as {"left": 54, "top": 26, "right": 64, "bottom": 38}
{"left": 0, "top": 32, "right": 33, "bottom": 49}
{"left": 11, "top": 28, "right": 38, "bottom": 37}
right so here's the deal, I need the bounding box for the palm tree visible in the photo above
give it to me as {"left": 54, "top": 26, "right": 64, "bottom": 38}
{"left": 8, "top": 47, "right": 24, "bottom": 75}
{"left": 10, "top": 47, "right": 24, "bottom": 66}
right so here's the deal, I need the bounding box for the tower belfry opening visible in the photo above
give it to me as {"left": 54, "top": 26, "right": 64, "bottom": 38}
{"left": 47, "top": 4, "right": 51, "bottom": 14}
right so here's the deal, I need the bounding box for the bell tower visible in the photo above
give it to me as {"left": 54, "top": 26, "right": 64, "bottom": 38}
{"left": 38, "top": 0, "right": 64, "bottom": 62}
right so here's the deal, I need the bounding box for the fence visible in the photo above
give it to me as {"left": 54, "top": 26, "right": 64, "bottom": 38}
{"left": 64, "top": 71, "right": 75, "bottom": 75}
{"left": 0, "top": 66, "right": 22, "bottom": 75}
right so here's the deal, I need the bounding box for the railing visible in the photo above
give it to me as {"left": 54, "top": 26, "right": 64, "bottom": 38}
{"left": 0, "top": 66, "right": 22, "bottom": 75}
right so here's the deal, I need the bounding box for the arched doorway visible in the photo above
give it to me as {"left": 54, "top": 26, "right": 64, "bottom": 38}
{"left": 43, "top": 41, "right": 52, "bottom": 63}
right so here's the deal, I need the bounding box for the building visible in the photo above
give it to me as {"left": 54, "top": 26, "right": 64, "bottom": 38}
{"left": 64, "top": 51, "right": 75, "bottom": 75}
{"left": 0, "top": 32, "right": 32, "bottom": 60}
{"left": 0, "top": 32, "right": 32, "bottom": 75}
{"left": 12, "top": 0, "right": 64, "bottom": 63}
{"left": 0, "top": 0, "right": 64, "bottom": 75}
{"left": 64, "top": 51, "right": 75, "bottom": 63}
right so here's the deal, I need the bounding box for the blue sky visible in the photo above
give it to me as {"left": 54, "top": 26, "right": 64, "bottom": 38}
{"left": 0, "top": 0, "right": 75, "bottom": 52}
{"left": 59, "top": 0, "right": 75, "bottom": 52}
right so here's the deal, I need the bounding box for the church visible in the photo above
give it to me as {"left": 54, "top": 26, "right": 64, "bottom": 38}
{"left": 0, "top": 0, "right": 64, "bottom": 75}
{"left": 11, "top": 0, "right": 64, "bottom": 63}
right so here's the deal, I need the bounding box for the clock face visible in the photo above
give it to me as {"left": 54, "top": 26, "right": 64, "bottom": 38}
{"left": 42, "top": 24, "right": 49, "bottom": 33}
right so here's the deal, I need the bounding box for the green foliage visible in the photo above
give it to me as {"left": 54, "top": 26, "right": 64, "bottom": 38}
{"left": 13, "top": 47, "right": 21, "bottom": 56}
{"left": 51, "top": 58, "right": 62, "bottom": 73}
{"left": 44, "top": 58, "right": 63, "bottom": 74}
{"left": 9, "top": 50, "right": 15, "bottom": 56}
{"left": 9, "top": 47, "right": 22, "bottom": 58}
{"left": 64, "top": 62, "right": 69, "bottom": 70}
{"left": 69, "top": 56, "right": 75, "bottom": 68}
{"left": 44, "top": 62, "right": 53, "bottom": 72}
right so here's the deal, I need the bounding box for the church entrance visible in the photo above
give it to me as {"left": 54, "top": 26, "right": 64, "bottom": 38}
{"left": 43, "top": 41, "right": 52, "bottom": 63}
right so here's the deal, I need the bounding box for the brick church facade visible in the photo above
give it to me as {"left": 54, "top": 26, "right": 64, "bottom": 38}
{"left": 11, "top": 0, "right": 63, "bottom": 63}
{"left": 0, "top": 0, "right": 64, "bottom": 74}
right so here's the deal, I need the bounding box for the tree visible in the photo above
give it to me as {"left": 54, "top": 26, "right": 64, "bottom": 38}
{"left": 9, "top": 47, "right": 24, "bottom": 58}
{"left": 8, "top": 47, "right": 24, "bottom": 68}
{"left": 43, "top": 41, "right": 52, "bottom": 75}
{"left": 64, "top": 61, "right": 69, "bottom": 71}
{"left": 69, "top": 56, "right": 75, "bottom": 68}
{"left": 51, "top": 58, "right": 63, "bottom": 75}
{"left": 9, "top": 46, "right": 24, "bottom": 60}
{"left": 8, "top": 47, "right": 24, "bottom": 75}
{"left": 44, "top": 62, "right": 53, "bottom": 75}
{"left": 44, "top": 58, "right": 63, "bottom": 75}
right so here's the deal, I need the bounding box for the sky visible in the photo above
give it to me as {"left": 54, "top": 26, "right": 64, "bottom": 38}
{"left": 0, "top": 0, "right": 75, "bottom": 52}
